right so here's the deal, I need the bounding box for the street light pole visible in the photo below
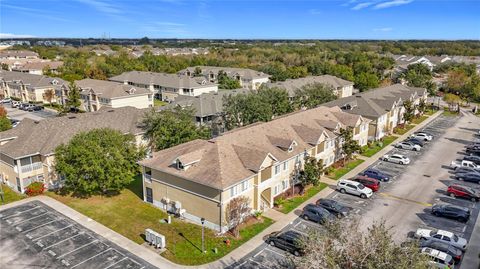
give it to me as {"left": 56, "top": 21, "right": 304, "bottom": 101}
{"left": 201, "top": 217, "right": 205, "bottom": 254}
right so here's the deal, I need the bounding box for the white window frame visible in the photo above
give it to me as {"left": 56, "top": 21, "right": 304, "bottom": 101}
{"left": 274, "top": 164, "right": 281, "bottom": 175}
{"left": 241, "top": 181, "right": 249, "bottom": 191}
{"left": 283, "top": 161, "right": 288, "bottom": 171}
{"left": 230, "top": 185, "right": 238, "bottom": 197}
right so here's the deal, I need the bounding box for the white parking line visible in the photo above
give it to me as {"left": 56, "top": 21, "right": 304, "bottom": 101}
{"left": 253, "top": 249, "right": 265, "bottom": 258}
{"left": 23, "top": 219, "right": 60, "bottom": 234}
{"left": 103, "top": 257, "right": 127, "bottom": 269}
{"left": 291, "top": 228, "right": 308, "bottom": 236}
{"left": 44, "top": 233, "right": 84, "bottom": 250}
{"left": 264, "top": 247, "right": 286, "bottom": 257}
{"left": 462, "top": 226, "right": 467, "bottom": 233}
{"left": 1, "top": 205, "right": 40, "bottom": 219}
{"left": 248, "top": 258, "right": 265, "bottom": 267}
{"left": 31, "top": 224, "right": 74, "bottom": 241}
{"left": 332, "top": 194, "right": 338, "bottom": 199}
{"left": 56, "top": 240, "right": 98, "bottom": 259}
{"left": 235, "top": 260, "right": 248, "bottom": 268}
{"left": 70, "top": 247, "right": 111, "bottom": 269}
{"left": 11, "top": 212, "right": 48, "bottom": 225}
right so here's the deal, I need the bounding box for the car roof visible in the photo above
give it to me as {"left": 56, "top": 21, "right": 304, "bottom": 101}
{"left": 391, "top": 154, "right": 405, "bottom": 158}
{"left": 338, "top": 179, "right": 360, "bottom": 185}
{"left": 423, "top": 248, "right": 449, "bottom": 260}
{"left": 437, "top": 230, "right": 454, "bottom": 237}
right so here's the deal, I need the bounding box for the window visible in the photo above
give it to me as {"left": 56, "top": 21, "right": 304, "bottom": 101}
{"left": 283, "top": 162, "right": 288, "bottom": 171}
{"left": 282, "top": 179, "right": 288, "bottom": 190}
{"left": 274, "top": 165, "right": 281, "bottom": 175}
{"left": 273, "top": 185, "right": 280, "bottom": 195}
{"left": 241, "top": 181, "right": 249, "bottom": 191}
{"left": 230, "top": 185, "right": 238, "bottom": 197}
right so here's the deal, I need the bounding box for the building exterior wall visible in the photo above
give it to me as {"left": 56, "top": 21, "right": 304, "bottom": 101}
{"left": 111, "top": 94, "right": 153, "bottom": 109}
{"left": 340, "top": 85, "right": 354, "bottom": 98}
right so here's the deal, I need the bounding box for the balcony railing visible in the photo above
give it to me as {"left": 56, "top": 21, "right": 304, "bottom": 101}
{"left": 144, "top": 173, "right": 152, "bottom": 183}
{"left": 20, "top": 162, "right": 43, "bottom": 173}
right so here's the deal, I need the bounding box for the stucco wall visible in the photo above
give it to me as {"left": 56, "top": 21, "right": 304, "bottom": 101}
{"left": 111, "top": 94, "right": 152, "bottom": 109}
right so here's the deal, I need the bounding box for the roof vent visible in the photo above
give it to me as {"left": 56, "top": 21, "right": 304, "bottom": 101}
{"left": 34, "top": 120, "right": 40, "bottom": 124}
{"left": 107, "top": 109, "right": 115, "bottom": 112}
{"left": 68, "top": 116, "right": 76, "bottom": 119}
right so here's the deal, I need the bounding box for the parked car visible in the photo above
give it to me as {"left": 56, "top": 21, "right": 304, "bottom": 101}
{"left": 421, "top": 247, "right": 454, "bottom": 268}
{"left": 336, "top": 179, "right": 373, "bottom": 199}
{"left": 0, "top": 98, "right": 12, "bottom": 103}
{"left": 382, "top": 154, "right": 410, "bottom": 165}
{"left": 28, "top": 105, "right": 44, "bottom": 111}
{"left": 463, "top": 155, "right": 480, "bottom": 165}
{"left": 411, "top": 132, "right": 433, "bottom": 141}
{"left": 447, "top": 184, "right": 480, "bottom": 202}
{"left": 431, "top": 204, "right": 470, "bottom": 222}
{"left": 455, "top": 171, "right": 480, "bottom": 184}
{"left": 315, "top": 199, "right": 351, "bottom": 218}
{"left": 300, "top": 204, "right": 336, "bottom": 224}
{"left": 420, "top": 239, "right": 463, "bottom": 263}
{"left": 414, "top": 228, "right": 468, "bottom": 250}
{"left": 19, "top": 103, "right": 31, "bottom": 110}
{"left": 265, "top": 231, "right": 306, "bottom": 256}
{"left": 405, "top": 138, "right": 425, "bottom": 147}
{"left": 466, "top": 147, "right": 480, "bottom": 155}
{"left": 395, "top": 141, "right": 421, "bottom": 151}
{"left": 466, "top": 144, "right": 480, "bottom": 150}
{"left": 351, "top": 175, "right": 380, "bottom": 192}
{"left": 417, "top": 130, "right": 435, "bottom": 138}
{"left": 11, "top": 101, "right": 21, "bottom": 108}
{"left": 450, "top": 160, "right": 480, "bottom": 171}
{"left": 360, "top": 168, "right": 391, "bottom": 182}
{"left": 455, "top": 166, "right": 480, "bottom": 174}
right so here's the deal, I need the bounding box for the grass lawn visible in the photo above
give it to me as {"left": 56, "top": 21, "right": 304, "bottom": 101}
{"left": 411, "top": 115, "right": 429, "bottom": 124}
{"left": 394, "top": 124, "right": 415, "bottom": 135}
{"left": 0, "top": 184, "right": 26, "bottom": 205}
{"left": 46, "top": 176, "right": 273, "bottom": 265}
{"left": 154, "top": 99, "right": 168, "bottom": 107}
{"left": 424, "top": 109, "right": 437, "bottom": 116}
{"left": 275, "top": 183, "right": 328, "bottom": 214}
{"left": 361, "top": 135, "right": 398, "bottom": 157}
{"left": 328, "top": 159, "right": 365, "bottom": 180}
{"left": 443, "top": 110, "right": 460, "bottom": 117}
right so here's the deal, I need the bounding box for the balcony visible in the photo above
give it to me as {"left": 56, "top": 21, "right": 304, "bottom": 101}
{"left": 144, "top": 173, "right": 152, "bottom": 183}
{"left": 20, "top": 162, "right": 43, "bottom": 173}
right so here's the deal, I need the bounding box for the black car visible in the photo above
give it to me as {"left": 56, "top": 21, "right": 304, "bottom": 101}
{"left": 420, "top": 239, "right": 463, "bottom": 263}
{"left": 360, "top": 168, "right": 391, "bottom": 182}
{"left": 301, "top": 204, "right": 335, "bottom": 224}
{"left": 464, "top": 155, "right": 480, "bottom": 165}
{"left": 431, "top": 204, "right": 470, "bottom": 222}
{"left": 28, "top": 105, "right": 44, "bottom": 111}
{"left": 316, "top": 199, "right": 351, "bottom": 217}
{"left": 265, "top": 231, "right": 306, "bottom": 256}
{"left": 405, "top": 138, "right": 425, "bottom": 147}
{"left": 455, "top": 171, "right": 480, "bottom": 184}
{"left": 466, "top": 147, "right": 480, "bottom": 154}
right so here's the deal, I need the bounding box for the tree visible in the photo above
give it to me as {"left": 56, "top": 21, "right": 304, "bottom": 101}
{"left": 139, "top": 36, "right": 150, "bottom": 45}
{"left": 194, "top": 66, "right": 202, "bottom": 77}
{"left": 298, "top": 157, "right": 324, "bottom": 187}
{"left": 217, "top": 70, "right": 241, "bottom": 89}
{"left": 293, "top": 83, "right": 337, "bottom": 110}
{"left": 225, "top": 196, "right": 251, "bottom": 238}
{"left": 65, "top": 82, "right": 81, "bottom": 112}
{"left": 223, "top": 93, "right": 273, "bottom": 130}
{"left": 339, "top": 127, "right": 361, "bottom": 165}
{"left": 418, "top": 99, "right": 426, "bottom": 114}
{"left": 1, "top": 63, "right": 9, "bottom": 70}
{"left": 142, "top": 107, "right": 211, "bottom": 151}
{"left": 354, "top": 72, "right": 379, "bottom": 92}
{"left": 443, "top": 93, "right": 461, "bottom": 111}
{"left": 43, "top": 89, "right": 55, "bottom": 105}
{"left": 54, "top": 128, "right": 145, "bottom": 195}
{"left": 257, "top": 87, "right": 293, "bottom": 117}
{"left": 400, "top": 63, "right": 434, "bottom": 92}
{"left": 0, "top": 106, "right": 7, "bottom": 117}
{"left": 0, "top": 116, "right": 12, "bottom": 132}
{"left": 402, "top": 100, "right": 415, "bottom": 123}
{"left": 294, "top": 220, "right": 430, "bottom": 269}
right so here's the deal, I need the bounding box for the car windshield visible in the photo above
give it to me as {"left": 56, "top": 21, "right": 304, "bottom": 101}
{"left": 452, "top": 235, "right": 458, "bottom": 241}
{"left": 358, "top": 184, "right": 365, "bottom": 190}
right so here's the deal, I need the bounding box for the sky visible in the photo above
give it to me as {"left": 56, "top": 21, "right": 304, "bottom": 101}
{"left": 0, "top": 0, "right": 479, "bottom": 40}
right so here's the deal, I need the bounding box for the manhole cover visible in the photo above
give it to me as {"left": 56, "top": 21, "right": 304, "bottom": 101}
{"left": 423, "top": 175, "right": 431, "bottom": 177}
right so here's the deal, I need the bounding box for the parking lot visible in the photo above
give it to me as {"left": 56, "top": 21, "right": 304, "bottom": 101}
{"left": 0, "top": 201, "right": 156, "bottom": 269}
{"left": 4, "top": 105, "right": 57, "bottom": 121}
{"left": 229, "top": 113, "right": 480, "bottom": 269}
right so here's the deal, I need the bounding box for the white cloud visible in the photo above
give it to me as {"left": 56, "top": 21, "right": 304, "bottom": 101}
{"left": 373, "top": 27, "right": 393, "bottom": 32}
{"left": 0, "top": 33, "right": 36, "bottom": 38}
{"left": 351, "top": 2, "right": 375, "bottom": 10}
{"left": 373, "top": 0, "right": 413, "bottom": 9}
{"left": 76, "top": 0, "right": 122, "bottom": 14}
{"left": 309, "top": 9, "right": 322, "bottom": 15}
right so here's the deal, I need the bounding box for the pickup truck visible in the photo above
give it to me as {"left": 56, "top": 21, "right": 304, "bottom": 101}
{"left": 450, "top": 160, "right": 480, "bottom": 170}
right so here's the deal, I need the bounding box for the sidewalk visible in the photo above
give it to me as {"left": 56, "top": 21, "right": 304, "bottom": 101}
{"left": 461, "top": 205, "right": 480, "bottom": 269}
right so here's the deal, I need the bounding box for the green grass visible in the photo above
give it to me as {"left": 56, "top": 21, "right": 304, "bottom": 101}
{"left": 424, "top": 109, "right": 436, "bottom": 116}
{"left": 361, "top": 135, "right": 398, "bottom": 157}
{"left": 442, "top": 110, "right": 460, "bottom": 117}
{"left": 411, "top": 115, "right": 429, "bottom": 124}
{"left": 276, "top": 183, "right": 328, "bottom": 214}
{"left": 46, "top": 176, "right": 273, "bottom": 265}
{"left": 154, "top": 99, "right": 168, "bottom": 107}
{"left": 328, "top": 159, "right": 365, "bottom": 180}
{"left": 0, "top": 184, "right": 26, "bottom": 205}
{"left": 394, "top": 124, "right": 415, "bottom": 135}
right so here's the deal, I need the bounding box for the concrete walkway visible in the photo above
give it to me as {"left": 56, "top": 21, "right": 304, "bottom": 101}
{"left": 0, "top": 111, "right": 443, "bottom": 269}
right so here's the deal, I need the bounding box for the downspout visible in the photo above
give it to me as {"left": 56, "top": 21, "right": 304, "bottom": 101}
{"left": 219, "top": 189, "right": 223, "bottom": 233}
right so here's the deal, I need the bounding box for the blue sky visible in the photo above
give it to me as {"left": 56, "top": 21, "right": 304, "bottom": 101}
{"left": 1, "top": 0, "right": 479, "bottom": 39}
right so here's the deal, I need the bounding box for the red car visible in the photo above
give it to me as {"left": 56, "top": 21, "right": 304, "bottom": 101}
{"left": 447, "top": 184, "right": 480, "bottom": 202}
{"left": 352, "top": 176, "right": 380, "bottom": 192}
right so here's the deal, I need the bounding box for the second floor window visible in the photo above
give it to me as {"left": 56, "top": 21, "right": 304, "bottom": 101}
{"left": 274, "top": 164, "right": 281, "bottom": 175}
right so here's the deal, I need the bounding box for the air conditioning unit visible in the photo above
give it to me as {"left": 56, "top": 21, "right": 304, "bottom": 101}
{"left": 174, "top": 201, "right": 182, "bottom": 209}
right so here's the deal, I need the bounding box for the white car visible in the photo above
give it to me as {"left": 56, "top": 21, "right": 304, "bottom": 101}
{"left": 421, "top": 247, "right": 454, "bottom": 268}
{"left": 336, "top": 179, "right": 373, "bottom": 199}
{"left": 382, "top": 154, "right": 410, "bottom": 165}
{"left": 0, "top": 98, "right": 11, "bottom": 103}
{"left": 411, "top": 133, "right": 433, "bottom": 141}
{"left": 395, "top": 141, "right": 421, "bottom": 151}
{"left": 415, "top": 228, "right": 467, "bottom": 250}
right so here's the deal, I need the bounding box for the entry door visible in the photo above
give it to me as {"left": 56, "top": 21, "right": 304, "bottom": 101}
{"left": 16, "top": 177, "right": 21, "bottom": 192}
{"left": 145, "top": 187, "right": 153, "bottom": 203}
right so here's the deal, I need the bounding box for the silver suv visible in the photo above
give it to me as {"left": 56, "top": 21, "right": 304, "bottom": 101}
{"left": 336, "top": 179, "right": 373, "bottom": 199}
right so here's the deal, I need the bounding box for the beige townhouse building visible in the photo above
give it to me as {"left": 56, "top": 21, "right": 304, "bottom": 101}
{"left": 266, "top": 75, "right": 354, "bottom": 99}
{"left": 0, "top": 70, "right": 67, "bottom": 102}
{"left": 109, "top": 71, "right": 218, "bottom": 102}
{"left": 139, "top": 106, "right": 369, "bottom": 232}
{"left": 178, "top": 66, "right": 270, "bottom": 90}
{"left": 0, "top": 50, "right": 39, "bottom": 60}
{"left": 0, "top": 107, "right": 148, "bottom": 193}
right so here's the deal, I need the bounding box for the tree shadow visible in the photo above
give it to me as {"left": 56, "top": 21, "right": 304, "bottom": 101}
{"left": 444, "top": 137, "right": 472, "bottom": 145}
{"left": 459, "top": 127, "right": 479, "bottom": 133}
{"left": 178, "top": 232, "right": 202, "bottom": 253}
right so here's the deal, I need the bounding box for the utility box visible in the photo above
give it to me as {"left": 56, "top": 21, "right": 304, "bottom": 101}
{"left": 145, "top": 228, "right": 166, "bottom": 249}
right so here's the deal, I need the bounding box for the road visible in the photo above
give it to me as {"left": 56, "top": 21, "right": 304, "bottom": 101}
{"left": 4, "top": 105, "right": 57, "bottom": 121}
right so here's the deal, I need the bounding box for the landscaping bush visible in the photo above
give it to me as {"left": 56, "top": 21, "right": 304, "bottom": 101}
{"left": 25, "top": 182, "right": 45, "bottom": 196}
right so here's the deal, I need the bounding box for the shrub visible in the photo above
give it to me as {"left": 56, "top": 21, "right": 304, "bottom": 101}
{"left": 25, "top": 182, "right": 45, "bottom": 196}
{"left": 274, "top": 196, "right": 285, "bottom": 207}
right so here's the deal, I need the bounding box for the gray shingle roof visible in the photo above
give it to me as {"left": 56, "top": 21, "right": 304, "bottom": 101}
{"left": 266, "top": 75, "right": 353, "bottom": 97}
{"left": 0, "top": 70, "right": 67, "bottom": 90}
{"left": 0, "top": 50, "right": 39, "bottom": 58}
{"left": 179, "top": 66, "right": 269, "bottom": 80}
{"left": 109, "top": 71, "right": 217, "bottom": 89}
{"left": 76, "top": 79, "right": 151, "bottom": 99}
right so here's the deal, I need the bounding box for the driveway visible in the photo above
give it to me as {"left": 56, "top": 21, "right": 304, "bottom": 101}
{"left": 4, "top": 106, "right": 57, "bottom": 121}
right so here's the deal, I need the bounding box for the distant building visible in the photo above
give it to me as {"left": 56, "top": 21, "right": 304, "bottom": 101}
{"left": 109, "top": 71, "right": 218, "bottom": 102}
{"left": 178, "top": 66, "right": 270, "bottom": 90}
{"left": 0, "top": 50, "right": 39, "bottom": 60}
{"left": 265, "top": 75, "right": 354, "bottom": 99}
{"left": 11, "top": 61, "right": 63, "bottom": 75}
{"left": 392, "top": 55, "right": 451, "bottom": 72}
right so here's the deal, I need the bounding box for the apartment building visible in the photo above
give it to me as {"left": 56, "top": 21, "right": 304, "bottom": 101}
{"left": 57, "top": 79, "right": 153, "bottom": 111}
{"left": 11, "top": 61, "right": 63, "bottom": 75}
{"left": 139, "top": 106, "right": 369, "bottom": 232}
{"left": 324, "top": 84, "right": 428, "bottom": 141}
{"left": 0, "top": 70, "right": 67, "bottom": 102}
{"left": 178, "top": 66, "right": 270, "bottom": 90}
{"left": 109, "top": 71, "right": 218, "bottom": 102}
{"left": 0, "top": 50, "right": 39, "bottom": 60}
{"left": 0, "top": 107, "right": 147, "bottom": 193}
{"left": 266, "top": 75, "right": 354, "bottom": 99}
